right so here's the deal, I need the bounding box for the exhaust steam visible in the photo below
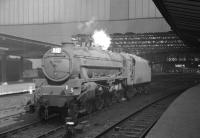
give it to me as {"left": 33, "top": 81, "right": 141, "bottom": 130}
{"left": 92, "top": 30, "right": 111, "bottom": 50}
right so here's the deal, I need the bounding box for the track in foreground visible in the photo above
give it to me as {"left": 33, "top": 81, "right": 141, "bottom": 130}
{"left": 0, "top": 91, "right": 183, "bottom": 138}
{"left": 95, "top": 93, "right": 179, "bottom": 138}
{"left": 0, "top": 120, "right": 41, "bottom": 138}
{"left": 0, "top": 93, "right": 184, "bottom": 138}
{"left": 0, "top": 114, "right": 62, "bottom": 138}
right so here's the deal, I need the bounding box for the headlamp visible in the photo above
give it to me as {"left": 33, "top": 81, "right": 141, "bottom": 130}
{"left": 66, "top": 121, "right": 75, "bottom": 125}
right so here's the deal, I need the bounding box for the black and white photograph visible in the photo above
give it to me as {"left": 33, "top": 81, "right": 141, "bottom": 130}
{"left": 0, "top": 0, "right": 199, "bottom": 138}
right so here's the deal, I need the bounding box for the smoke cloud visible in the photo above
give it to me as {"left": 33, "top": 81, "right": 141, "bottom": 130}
{"left": 78, "top": 17, "right": 97, "bottom": 34}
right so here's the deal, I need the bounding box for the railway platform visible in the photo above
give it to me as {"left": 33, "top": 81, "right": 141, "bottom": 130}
{"left": 146, "top": 83, "right": 200, "bottom": 138}
{"left": 0, "top": 82, "right": 35, "bottom": 96}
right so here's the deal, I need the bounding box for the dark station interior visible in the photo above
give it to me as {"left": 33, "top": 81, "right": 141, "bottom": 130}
{"left": 0, "top": 0, "right": 200, "bottom": 138}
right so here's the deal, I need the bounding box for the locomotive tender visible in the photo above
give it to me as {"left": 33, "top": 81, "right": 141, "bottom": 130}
{"left": 28, "top": 43, "right": 151, "bottom": 120}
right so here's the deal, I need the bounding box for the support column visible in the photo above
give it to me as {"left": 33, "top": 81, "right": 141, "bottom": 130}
{"left": 1, "top": 53, "right": 7, "bottom": 84}
{"left": 19, "top": 56, "right": 24, "bottom": 82}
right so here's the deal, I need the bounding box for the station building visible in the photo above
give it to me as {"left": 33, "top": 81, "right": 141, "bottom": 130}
{"left": 0, "top": 0, "right": 170, "bottom": 43}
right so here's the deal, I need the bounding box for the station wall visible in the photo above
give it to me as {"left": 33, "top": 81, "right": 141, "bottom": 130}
{"left": 0, "top": 0, "right": 162, "bottom": 24}
{"left": 0, "top": 0, "right": 170, "bottom": 44}
{"left": 0, "top": 58, "right": 32, "bottom": 82}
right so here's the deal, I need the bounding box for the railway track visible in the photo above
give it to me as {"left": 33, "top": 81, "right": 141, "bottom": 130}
{"left": 94, "top": 93, "right": 179, "bottom": 138}
{"left": 0, "top": 106, "right": 27, "bottom": 129}
{"left": 0, "top": 119, "right": 63, "bottom": 138}
{"left": 0, "top": 114, "right": 60, "bottom": 138}
{"left": 44, "top": 92, "right": 182, "bottom": 138}
{"left": 0, "top": 103, "right": 108, "bottom": 138}
{"left": 0, "top": 120, "right": 41, "bottom": 138}
{"left": 0, "top": 111, "right": 26, "bottom": 129}
{"left": 0, "top": 89, "right": 189, "bottom": 138}
{"left": 2, "top": 93, "right": 181, "bottom": 138}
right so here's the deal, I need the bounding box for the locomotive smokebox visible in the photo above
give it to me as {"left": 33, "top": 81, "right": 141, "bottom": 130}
{"left": 42, "top": 47, "right": 72, "bottom": 82}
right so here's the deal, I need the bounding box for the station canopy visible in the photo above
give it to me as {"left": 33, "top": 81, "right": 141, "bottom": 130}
{"left": 0, "top": 33, "right": 61, "bottom": 58}
{"left": 153, "top": 0, "right": 200, "bottom": 48}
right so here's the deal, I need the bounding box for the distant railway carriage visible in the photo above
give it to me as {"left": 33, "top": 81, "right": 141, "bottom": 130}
{"left": 27, "top": 43, "right": 151, "bottom": 121}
